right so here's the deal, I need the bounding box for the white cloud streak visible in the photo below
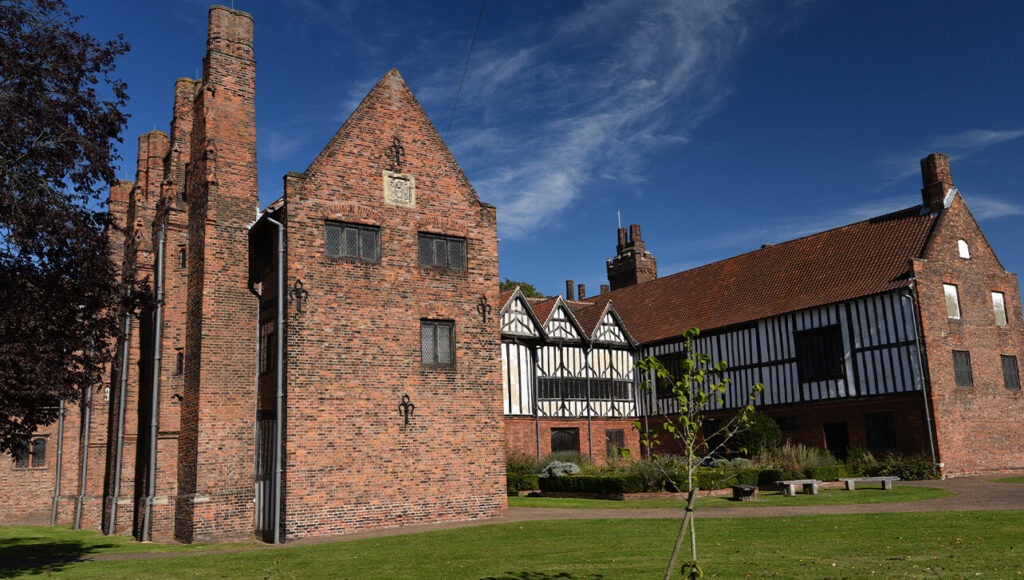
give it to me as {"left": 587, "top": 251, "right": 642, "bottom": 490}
{"left": 439, "top": 0, "right": 752, "bottom": 239}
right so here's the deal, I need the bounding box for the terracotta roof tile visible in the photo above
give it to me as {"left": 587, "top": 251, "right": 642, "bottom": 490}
{"left": 589, "top": 205, "right": 938, "bottom": 344}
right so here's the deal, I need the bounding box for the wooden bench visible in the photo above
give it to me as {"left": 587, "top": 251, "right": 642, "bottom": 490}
{"left": 839, "top": 476, "right": 900, "bottom": 491}
{"left": 775, "top": 479, "right": 821, "bottom": 496}
{"left": 731, "top": 484, "right": 757, "bottom": 501}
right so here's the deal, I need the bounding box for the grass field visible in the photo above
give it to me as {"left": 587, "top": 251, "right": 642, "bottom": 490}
{"left": 3, "top": 509, "right": 1022, "bottom": 578}
{"left": 994, "top": 476, "right": 1024, "bottom": 484}
{"left": 509, "top": 484, "right": 951, "bottom": 509}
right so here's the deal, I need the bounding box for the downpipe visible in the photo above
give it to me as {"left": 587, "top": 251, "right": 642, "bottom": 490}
{"left": 142, "top": 222, "right": 167, "bottom": 541}
{"left": 50, "top": 400, "right": 65, "bottom": 525}
{"left": 74, "top": 374, "right": 93, "bottom": 529}
{"left": 905, "top": 284, "right": 939, "bottom": 468}
{"left": 265, "top": 216, "right": 285, "bottom": 544}
{"left": 107, "top": 306, "right": 132, "bottom": 535}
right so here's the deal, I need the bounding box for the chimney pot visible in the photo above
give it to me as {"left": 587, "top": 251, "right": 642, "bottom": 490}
{"left": 600, "top": 284, "right": 610, "bottom": 295}
{"left": 565, "top": 279, "right": 575, "bottom": 301}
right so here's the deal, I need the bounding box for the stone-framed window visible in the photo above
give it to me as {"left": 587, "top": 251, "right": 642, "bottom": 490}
{"left": 418, "top": 233, "right": 466, "bottom": 271}
{"left": 953, "top": 350, "right": 973, "bottom": 388}
{"left": 13, "top": 437, "right": 47, "bottom": 469}
{"left": 421, "top": 319, "right": 455, "bottom": 368}
{"left": 993, "top": 291, "right": 1008, "bottom": 326}
{"left": 325, "top": 221, "right": 380, "bottom": 263}
{"left": 943, "top": 284, "right": 961, "bottom": 319}
{"left": 795, "top": 324, "right": 844, "bottom": 383}
{"left": 1002, "top": 355, "right": 1021, "bottom": 391}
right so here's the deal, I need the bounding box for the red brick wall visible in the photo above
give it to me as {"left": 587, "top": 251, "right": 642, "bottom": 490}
{"left": 276, "top": 69, "right": 505, "bottom": 539}
{"left": 505, "top": 416, "right": 640, "bottom": 466}
{"left": 914, "top": 194, "right": 1024, "bottom": 476}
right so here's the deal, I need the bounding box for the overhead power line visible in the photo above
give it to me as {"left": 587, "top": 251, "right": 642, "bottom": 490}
{"left": 445, "top": 0, "right": 486, "bottom": 141}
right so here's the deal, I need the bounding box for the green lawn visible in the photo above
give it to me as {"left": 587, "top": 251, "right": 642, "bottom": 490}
{"left": 994, "top": 476, "right": 1024, "bottom": 484}
{"left": 509, "top": 484, "right": 951, "bottom": 509}
{"left": 3, "top": 510, "right": 1022, "bottom": 578}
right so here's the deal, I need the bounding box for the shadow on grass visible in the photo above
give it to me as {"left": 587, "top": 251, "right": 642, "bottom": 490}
{"left": 482, "top": 573, "right": 603, "bottom": 579}
{"left": 0, "top": 537, "right": 116, "bottom": 578}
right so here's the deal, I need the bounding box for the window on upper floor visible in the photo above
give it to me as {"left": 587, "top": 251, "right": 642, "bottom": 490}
{"left": 943, "top": 284, "right": 961, "bottom": 320}
{"left": 325, "top": 221, "right": 380, "bottom": 263}
{"left": 993, "top": 291, "right": 1008, "bottom": 326}
{"left": 1002, "top": 355, "right": 1021, "bottom": 391}
{"left": 259, "top": 321, "right": 275, "bottom": 374}
{"left": 795, "top": 325, "right": 845, "bottom": 383}
{"left": 957, "top": 239, "right": 971, "bottom": 259}
{"left": 654, "top": 351, "right": 686, "bottom": 399}
{"left": 178, "top": 246, "right": 187, "bottom": 269}
{"left": 418, "top": 233, "right": 466, "bottom": 271}
{"left": 174, "top": 350, "right": 184, "bottom": 375}
{"left": 13, "top": 437, "right": 47, "bottom": 469}
{"left": 421, "top": 319, "right": 455, "bottom": 368}
{"left": 953, "top": 350, "right": 973, "bottom": 388}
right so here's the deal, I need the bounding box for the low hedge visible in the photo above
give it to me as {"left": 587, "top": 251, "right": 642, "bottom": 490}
{"left": 538, "top": 474, "right": 645, "bottom": 494}
{"left": 808, "top": 464, "right": 848, "bottom": 481}
{"left": 507, "top": 473, "right": 539, "bottom": 494}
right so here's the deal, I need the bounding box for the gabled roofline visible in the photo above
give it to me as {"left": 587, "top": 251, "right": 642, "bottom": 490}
{"left": 498, "top": 287, "right": 550, "bottom": 342}
{"left": 540, "top": 295, "right": 591, "bottom": 346}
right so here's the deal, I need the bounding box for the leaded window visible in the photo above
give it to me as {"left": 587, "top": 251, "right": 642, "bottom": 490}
{"left": 993, "top": 291, "right": 1008, "bottom": 326}
{"left": 13, "top": 437, "right": 46, "bottom": 469}
{"left": 326, "top": 221, "right": 380, "bottom": 263}
{"left": 421, "top": 320, "right": 454, "bottom": 368}
{"left": 418, "top": 233, "right": 466, "bottom": 271}
{"left": 1002, "top": 355, "right": 1021, "bottom": 390}
{"left": 944, "top": 284, "right": 961, "bottom": 319}
{"left": 953, "top": 350, "right": 973, "bottom": 388}
{"left": 795, "top": 325, "right": 845, "bottom": 382}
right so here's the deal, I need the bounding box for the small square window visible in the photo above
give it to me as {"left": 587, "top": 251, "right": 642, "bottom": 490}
{"left": 1002, "top": 355, "right": 1021, "bottom": 390}
{"left": 993, "top": 292, "right": 1008, "bottom": 326}
{"left": 326, "top": 222, "right": 380, "bottom": 263}
{"left": 605, "top": 429, "right": 626, "bottom": 458}
{"left": 421, "top": 320, "right": 455, "bottom": 368}
{"left": 943, "top": 284, "right": 961, "bottom": 320}
{"left": 953, "top": 350, "right": 973, "bottom": 388}
{"left": 795, "top": 325, "right": 845, "bottom": 382}
{"left": 418, "top": 233, "right": 466, "bottom": 271}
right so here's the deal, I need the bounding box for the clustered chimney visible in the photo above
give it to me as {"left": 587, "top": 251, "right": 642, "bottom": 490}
{"left": 606, "top": 223, "right": 658, "bottom": 291}
{"left": 921, "top": 152, "right": 954, "bottom": 212}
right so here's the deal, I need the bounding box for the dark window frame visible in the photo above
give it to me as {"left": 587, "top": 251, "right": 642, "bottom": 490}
{"left": 325, "top": 221, "right": 381, "bottom": 263}
{"left": 795, "top": 324, "right": 845, "bottom": 383}
{"left": 174, "top": 350, "right": 184, "bottom": 376}
{"left": 1002, "top": 355, "right": 1021, "bottom": 391}
{"left": 13, "top": 436, "right": 47, "bottom": 470}
{"left": 953, "top": 350, "right": 973, "bottom": 388}
{"left": 605, "top": 429, "right": 626, "bottom": 458}
{"left": 418, "top": 233, "right": 467, "bottom": 271}
{"left": 550, "top": 427, "right": 580, "bottom": 453}
{"left": 863, "top": 411, "right": 897, "bottom": 453}
{"left": 421, "top": 319, "right": 455, "bottom": 368}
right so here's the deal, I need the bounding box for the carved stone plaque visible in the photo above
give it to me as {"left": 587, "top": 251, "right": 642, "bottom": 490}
{"left": 383, "top": 170, "right": 415, "bottom": 208}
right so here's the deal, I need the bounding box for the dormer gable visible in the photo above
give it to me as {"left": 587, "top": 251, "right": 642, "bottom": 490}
{"left": 541, "top": 297, "right": 588, "bottom": 343}
{"left": 588, "top": 302, "right": 636, "bottom": 347}
{"left": 499, "top": 288, "right": 547, "bottom": 340}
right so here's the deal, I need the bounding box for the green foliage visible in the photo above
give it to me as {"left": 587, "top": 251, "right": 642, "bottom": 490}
{"left": 692, "top": 467, "right": 760, "bottom": 489}
{"left": 539, "top": 460, "right": 580, "bottom": 478}
{"left": 499, "top": 278, "right": 545, "bottom": 298}
{"left": 727, "top": 411, "right": 781, "bottom": 456}
{"left": 866, "top": 452, "right": 939, "bottom": 480}
{"left": 538, "top": 451, "right": 593, "bottom": 472}
{"left": 807, "top": 464, "right": 848, "bottom": 481}
{"left": 844, "top": 447, "right": 878, "bottom": 477}
{"left": 755, "top": 441, "right": 837, "bottom": 477}
{"left": 538, "top": 474, "right": 645, "bottom": 494}
{"left": 506, "top": 473, "right": 539, "bottom": 494}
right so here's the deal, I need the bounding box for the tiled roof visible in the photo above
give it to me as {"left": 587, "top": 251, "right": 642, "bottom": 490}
{"left": 588, "top": 205, "right": 939, "bottom": 344}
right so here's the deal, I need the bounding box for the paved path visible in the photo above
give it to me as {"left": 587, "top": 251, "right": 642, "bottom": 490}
{"left": 4, "top": 476, "right": 1023, "bottom": 566}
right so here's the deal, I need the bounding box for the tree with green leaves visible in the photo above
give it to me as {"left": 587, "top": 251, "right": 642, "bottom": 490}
{"left": 635, "top": 328, "right": 763, "bottom": 579}
{"left": 0, "top": 0, "right": 129, "bottom": 455}
{"left": 499, "top": 277, "right": 544, "bottom": 298}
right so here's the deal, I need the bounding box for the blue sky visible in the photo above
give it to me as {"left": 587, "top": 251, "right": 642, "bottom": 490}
{"left": 77, "top": 1, "right": 1024, "bottom": 297}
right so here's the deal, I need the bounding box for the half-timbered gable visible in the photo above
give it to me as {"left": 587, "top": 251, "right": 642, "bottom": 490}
{"left": 500, "top": 288, "right": 547, "bottom": 416}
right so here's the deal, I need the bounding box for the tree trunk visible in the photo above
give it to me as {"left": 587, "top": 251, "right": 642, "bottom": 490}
{"left": 663, "top": 488, "right": 698, "bottom": 580}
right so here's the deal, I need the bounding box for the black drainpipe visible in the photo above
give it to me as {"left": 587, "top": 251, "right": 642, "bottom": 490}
{"left": 107, "top": 305, "right": 132, "bottom": 535}
{"left": 142, "top": 222, "right": 167, "bottom": 541}
{"left": 50, "top": 400, "right": 65, "bottom": 524}
{"left": 264, "top": 216, "right": 285, "bottom": 544}
{"left": 74, "top": 376, "right": 93, "bottom": 529}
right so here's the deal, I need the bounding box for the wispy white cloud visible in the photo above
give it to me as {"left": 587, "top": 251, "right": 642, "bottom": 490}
{"left": 262, "top": 131, "right": 304, "bottom": 163}
{"left": 962, "top": 194, "right": 1024, "bottom": 220}
{"left": 433, "top": 0, "right": 757, "bottom": 239}
{"left": 878, "top": 128, "right": 1024, "bottom": 185}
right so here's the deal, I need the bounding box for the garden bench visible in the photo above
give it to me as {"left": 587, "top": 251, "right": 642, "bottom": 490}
{"left": 839, "top": 476, "right": 900, "bottom": 491}
{"left": 775, "top": 479, "right": 821, "bottom": 496}
{"left": 730, "top": 484, "right": 757, "bottom": 501}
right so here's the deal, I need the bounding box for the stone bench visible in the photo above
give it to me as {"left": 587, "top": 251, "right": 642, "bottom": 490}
{"left": 839, "top": 476, "right": 900, "bottom": 491}
{"left": 776, "top": 479, "right": 821, "bottom": 496}
{"left": 731, "top": 484, "right": 757, "bottom": 501}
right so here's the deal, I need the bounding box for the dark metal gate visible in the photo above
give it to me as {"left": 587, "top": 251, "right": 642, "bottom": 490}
{"left": 255, "top": 416, "right": 277, "bottom": 542}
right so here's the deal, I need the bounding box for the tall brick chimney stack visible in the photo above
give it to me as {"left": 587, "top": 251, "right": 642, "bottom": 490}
{"left": 577, "top": 284, "right": 586, "bottom": 300}
{"left": 921, "top": 152, "right": 954, "bottom": 212}
{"left": 565, "top": 279, "right": 575, "bottom": 300}
{"left": 607, "top": 223, "right": 658, "bottom": 291}
{"left": 600, "top": 284, "right": 610, "bottom": 295}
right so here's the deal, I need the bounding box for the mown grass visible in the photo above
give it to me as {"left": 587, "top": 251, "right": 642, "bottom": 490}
{"left": 509, "top": 484, "right": 951, "bottom": 509}
{"left": 993, "top": 476, "right": 1024, "bottom": 484}
{"left": 3, "top": 510, "right": 1022, "bottom": 578}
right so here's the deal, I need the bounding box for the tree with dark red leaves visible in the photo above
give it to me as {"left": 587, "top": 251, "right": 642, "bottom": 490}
{"left": 0, "top": 0, "right": 129, "bottom": 456}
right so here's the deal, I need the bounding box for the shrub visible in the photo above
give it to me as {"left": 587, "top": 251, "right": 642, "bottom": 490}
{"left": 756, "top": 441, "right": 837, "bottom": 475}
{"left": 505, "top": 450, "right": 541, "bottom": 494}
{"left": 728, "top": 411, "right": 782, "bottom": 457}
{"left": 538, "top": 474, "right": 645, "bottom": 494}
{"left": 757, "top": 468, "right": 784, "bottom": 487}
{"left": 867, "top": 452, "right": 939, "bottom": 480}
{"left": 844, "top": 447, "right": 877, "bottom": 477}
{"left": 620, "top": 455, "right": 686, "bottom": 492}
{"left": 693, "top": 467, "right": 760, "bottom": 489}
{"left": 808, "top": 464, "right": 847, "bottom": 481}
{"left": 538, "top": 451, "right": 593, "bottom": 473}
{"left": 506, "top": 473, "right": 540, "bottom": 494}
{"left": 539, "top": 460, "right": 580, "bottom": 478}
